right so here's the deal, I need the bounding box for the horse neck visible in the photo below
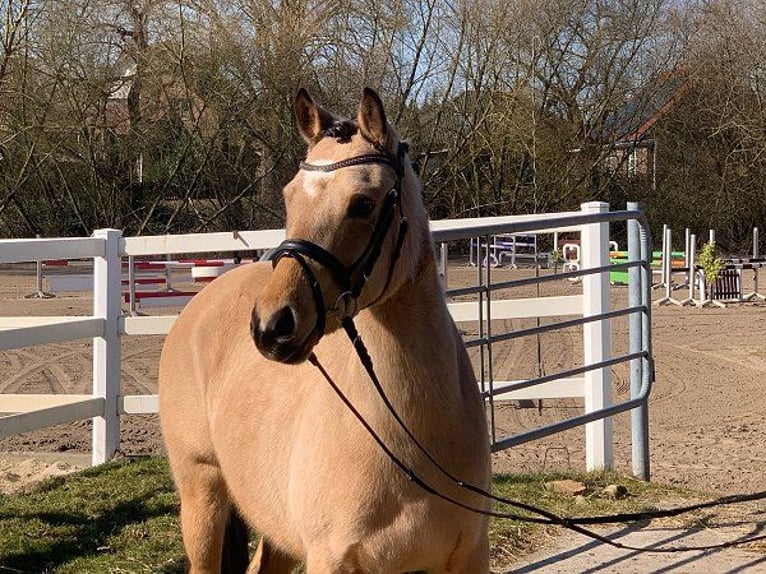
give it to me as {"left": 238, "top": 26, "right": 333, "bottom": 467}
{"left": 354, "top": 237, "right": 464, "bottom": 411}
{"left": 341, "top": 170, "right": 469, "bottom": 423}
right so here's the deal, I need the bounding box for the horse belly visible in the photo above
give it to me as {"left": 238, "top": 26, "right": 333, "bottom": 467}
{"left": 284, "top": 460, "right": 486, "bottom": 571}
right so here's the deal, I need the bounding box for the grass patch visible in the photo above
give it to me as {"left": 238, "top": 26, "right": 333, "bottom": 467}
{"left": 0, "top": 457, "right": 185, "bottom": 573}
{"left": 489, "top": 471, "right": 692, "bottom": 568}
{"left": 0, "top": 458, "right": 697, "bottom": 573}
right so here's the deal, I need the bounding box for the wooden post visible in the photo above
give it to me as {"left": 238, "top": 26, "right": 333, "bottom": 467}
{"left": 92, "top": 229, "right": 122, "bottom": 465}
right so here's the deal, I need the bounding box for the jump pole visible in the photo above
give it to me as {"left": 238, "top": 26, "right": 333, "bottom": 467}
{"left": 165, "top": 253, "right": 174, "bottom": 292}
{"left": 679, "top": 227, "right": 691, "bottom": 289}
{"left": 469, "top": 237, "right": 479, "bottom": 266}
{"left": 695, "top": 263, "right": 712, "bottom": 308}
{"left": 439, "top": 242, "right": 448, "bottom": 291}
{"left": 655, "top": 226, "right": 680, "bottom": 306}
{"left": 680, "top": 233, "right": 696, "bottom": 306}
{"left": 127, "top": 255, "right": 139, "bottom": 315}
{"left": 744, "top": 227, "right": 765, "bottom": 301}
{"left": 652, "top": 224, "right": 668, "bottom": 290}
{"left": 25, "top": 259, "right": 55, "bottom": 299}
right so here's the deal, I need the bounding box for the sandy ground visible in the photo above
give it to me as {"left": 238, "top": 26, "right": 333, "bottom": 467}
{"left": 508, "top": 525, "right": 766, "bottom": 573}
{"left": 2, "top": 260, "right": 766, "bottom": 570}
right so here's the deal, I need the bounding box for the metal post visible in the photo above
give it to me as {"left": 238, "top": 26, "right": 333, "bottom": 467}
{"left": 627, "top": 202, "right": 649, "bottom": 480}
{"left": 439, "top": 242, "right": 448, "bottom": 292}
{"left": 92, "top": 228, "right": 122, "bottom": 465}
{"left": 639, "top": 209, "right": 653, "bottom": 482}
{"left": 25, "top": 235, "right": 55, "bottom": 299}
{"left": 581, "top": 202, "right": 613, "bottom": 471}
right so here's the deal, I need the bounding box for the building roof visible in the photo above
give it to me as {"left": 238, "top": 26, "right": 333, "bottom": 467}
{"left": 603, "top": 70, "right": 692, "bottom": 143}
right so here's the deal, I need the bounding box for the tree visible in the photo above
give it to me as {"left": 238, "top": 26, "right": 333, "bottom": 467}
{"left": 0, "top": 0, "right": 762, "bottom": 255}
{"left": 649, "top": 0, "right": 766, "bottom": 250}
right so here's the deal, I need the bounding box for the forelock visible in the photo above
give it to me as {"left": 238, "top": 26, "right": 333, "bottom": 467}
{"left": 321, "top": 119, "right": 358, "bottom": 143}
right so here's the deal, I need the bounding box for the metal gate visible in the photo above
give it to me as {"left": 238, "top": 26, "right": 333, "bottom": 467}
{"left": 432, "top": 201, "right": 653, "bottom": 480}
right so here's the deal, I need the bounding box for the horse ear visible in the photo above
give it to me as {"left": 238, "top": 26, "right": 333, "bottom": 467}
{"left": 357, "top": 88, "right": 390, "bottom": 149}
{"left": 295, "top": 88, "right": 335, "bottom": 145}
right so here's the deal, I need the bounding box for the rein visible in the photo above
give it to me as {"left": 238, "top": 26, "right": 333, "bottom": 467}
{"left": 272, "top": 141, "right": 766, "bottom": 555}
{"left": 310, "top": 325, "right": 766, "bottom": 554}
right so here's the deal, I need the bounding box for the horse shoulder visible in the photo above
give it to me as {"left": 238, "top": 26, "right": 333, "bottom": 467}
{"left": 160, "top": 262, "right": 272, "bottom": 389}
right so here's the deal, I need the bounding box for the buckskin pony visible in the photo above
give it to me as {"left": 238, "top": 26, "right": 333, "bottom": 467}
{"left": 159, "top": 88, "right": 491, "bottom": 573}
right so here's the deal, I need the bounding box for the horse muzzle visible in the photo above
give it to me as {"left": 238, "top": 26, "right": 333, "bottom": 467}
{"left": 249, "top": 255, "right": 329, "bottom": 364}
{"left": 250, "top": 305, "right": 318, "bottom": 364}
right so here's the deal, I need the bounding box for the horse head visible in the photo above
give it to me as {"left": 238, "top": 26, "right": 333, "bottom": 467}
{"left": 251, "top": 88, "right": 423, "bottom": 364}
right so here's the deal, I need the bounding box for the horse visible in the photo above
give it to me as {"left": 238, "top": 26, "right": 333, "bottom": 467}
{"left": 159, "top": 87, "right": 492, "bottom": 573}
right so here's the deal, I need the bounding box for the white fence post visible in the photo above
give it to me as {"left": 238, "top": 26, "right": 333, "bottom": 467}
{"left": 92, "top": 228, "right": 122, "bottom": 465}
{"left": 580, "top": 202, "right": 613, "bottom": 470}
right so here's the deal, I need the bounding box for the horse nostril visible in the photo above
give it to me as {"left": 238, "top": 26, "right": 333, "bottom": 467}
{"left": 272, "top": 306, "right": 296, "bottom": 342}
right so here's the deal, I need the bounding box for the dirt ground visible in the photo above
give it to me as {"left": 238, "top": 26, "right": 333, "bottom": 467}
{"left": 2, "top": 260, "right": 766, "bottom": 569}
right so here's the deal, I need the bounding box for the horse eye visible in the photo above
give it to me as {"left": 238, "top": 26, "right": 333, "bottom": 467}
{"left": 347, "top": 196, "right": 376, "bottom": 219}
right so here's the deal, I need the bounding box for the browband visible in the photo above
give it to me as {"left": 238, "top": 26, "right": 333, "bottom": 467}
{"left": 299, "top": 153, "right": 400, "bottom": 175}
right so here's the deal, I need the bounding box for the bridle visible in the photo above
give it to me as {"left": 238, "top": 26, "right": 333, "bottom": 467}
{"left": 269, "top": 142, "right": 409, "bottom": 340}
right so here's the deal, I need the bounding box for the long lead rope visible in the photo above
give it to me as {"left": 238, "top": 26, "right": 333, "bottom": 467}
{"left": 309, "top": 324, "right": 766, "bottom": 554}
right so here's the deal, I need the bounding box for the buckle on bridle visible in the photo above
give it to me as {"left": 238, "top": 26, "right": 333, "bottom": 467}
{"left": 332, "top": 290, "right": 358, "bottom": 318}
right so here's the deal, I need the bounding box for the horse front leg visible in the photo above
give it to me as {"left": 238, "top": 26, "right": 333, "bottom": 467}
{"left": 174, "top": 460, "right": 232, "bottom": 574}
{"left": 438, "top": 534, "right": 490, "bottom": 574}
{"left": 246, "top": 537, "right": 299, "bottom": 573}
{"left": 304, "top": 543, "right": 379, "bottom": 574}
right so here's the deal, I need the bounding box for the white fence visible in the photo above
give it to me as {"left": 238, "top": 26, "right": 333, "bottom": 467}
{"left": 0, "top": 202, "right": 653, "bottom": 477}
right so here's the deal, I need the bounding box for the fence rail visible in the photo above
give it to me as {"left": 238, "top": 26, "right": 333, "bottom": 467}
{"left": 0, "top": 237, "right": 104, "bottom": 263}
{"left": 0, "top": 202, "right": 653, "bottom": 478}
